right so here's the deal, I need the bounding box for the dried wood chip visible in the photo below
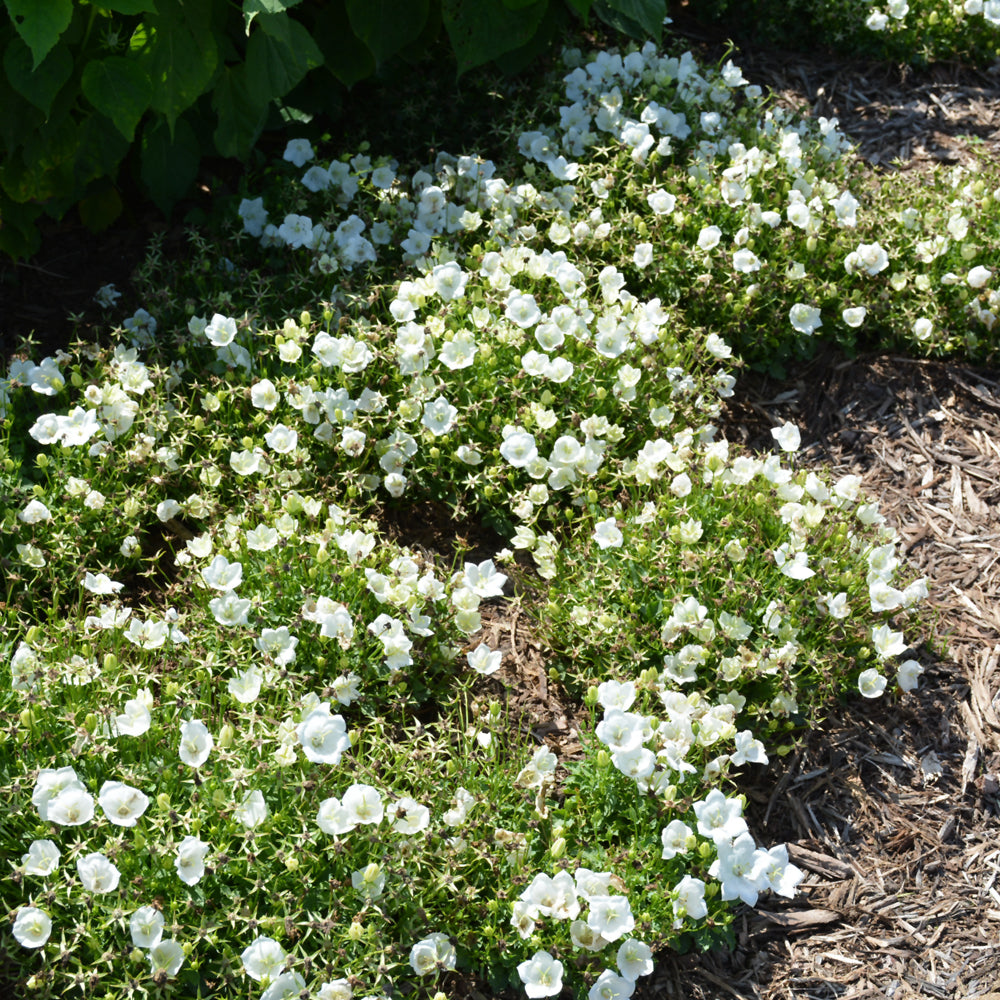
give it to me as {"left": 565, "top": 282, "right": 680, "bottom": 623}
{"left": 757, "top": 908, "right": 841, "bottom": 929}
{"left": 786, "top": 844, "right": 855, "bottom": 879}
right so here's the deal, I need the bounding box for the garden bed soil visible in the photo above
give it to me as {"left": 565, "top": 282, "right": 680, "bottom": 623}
{"left": 4, "top": 21, "right": 1000, "bottom": 1000}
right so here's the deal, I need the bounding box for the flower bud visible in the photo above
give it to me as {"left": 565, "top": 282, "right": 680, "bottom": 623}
{"left": 218, "top": 723, "right": 234, "bottom": 748}
{"left": 550, "top": 837, "right": 567, "bottom": 860}
{"left": 348, "top": 921, "right": 364, "bottom": 941}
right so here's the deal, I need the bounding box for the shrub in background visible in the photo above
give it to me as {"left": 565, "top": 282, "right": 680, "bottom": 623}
{"left": 0, "top": 0, "right": 671, "bottom": 260}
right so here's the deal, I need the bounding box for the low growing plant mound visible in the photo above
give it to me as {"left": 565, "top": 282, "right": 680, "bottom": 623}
{"left": 2, "top": 35, "right": 937, "bottom": 1000}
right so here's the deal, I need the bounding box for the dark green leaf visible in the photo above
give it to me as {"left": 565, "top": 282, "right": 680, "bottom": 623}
{"left": 3, "top": 36, "right": 72, "bottom": 117}
{"left": 74, "top": 112, "right": 131, "bottom": 189}
{"left": 310, "top": 4, "right": 375, "bottom": 87}
{"left": 442, "top": 0, "right": 548, "bottom": 73}
{"left": 135, "top": 9, "right": 219, "bottom": 131}
{"left": 563, "top": 0, "right": 593, "bottom": 17}
{"left": 345, "top": 0, "right": 429, "bottom": 66}
{"left": 245, "top": 12, "right": 323, "bottom": 106}
{"left": 593, "top": 0, "right": 665, "bottom": 39}
{"left": 140, "top": 115, "right": 200, "bottom": 213}
{"left": 78, "top": 179, "right": 123, "bottom": 232}
{"left": 502, "top": 0, "right": 540, "bottom": 8}
{"left": 81, "top": 56, "right": 153, "bottom": 142}
{"left": 100, "top": 1, "right": 159, "bottom": 12}
{"left": 212, "top": 65, "right": 268, "bottom": 159}
{"left": 3, "top": 0, "right": 73, "bottom": 69}
{"left": 242, "top": 0, "right": 304, "bottom": 33}
{"left": 0, "top": 191, "right": 42, "bottom": 259}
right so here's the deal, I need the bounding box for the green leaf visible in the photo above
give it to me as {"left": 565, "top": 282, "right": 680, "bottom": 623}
{"left": 212, "top": 65, "right": 268, "bottom": 160}
{"left": 3, "top": 0, "right": 73, "bottom": 69}
{"left": 81, "top": 56, "right": 153, "bottom": 142}
{"left": 134, "top": 10, "right": 218, "bottom": 131}
{"left": 3, "top": 36, "right": 73, "bottom": 117}
{"left": 563, "top": 0, "right": 593, "bottom": 17}
{"left": 310, "top": 4, "right": 375, "bottom": 87}
{"left": 345, "top": 0, "right": 429, "bottom": 66}
{"left": 0, "top": 191, "right": 42, "bottom": 259}
{"left": 74, "top": 112, "right": 131, "bottom": 189}
{"left": 140, "top": 115, "right": 200, "bottom": 213}
{"left": 78, "top": 179, "right": 123, "bottom": 232}
{"left": 245, "top": 12, "right": 323, "bottom": 106}
{"left": 242, "top": 0, "right": 304, "bottom": 33}
{"left": 502, "top": 0, "right": 540, "bottom": 8}
{"left": 100, "top": 1, "right": 159, "bottom": 12}
{"left": 593, "top": 0, "right": 665, "bottom": 39}
{"left": 442, "top": 0, "right": 548, "bottom": 74}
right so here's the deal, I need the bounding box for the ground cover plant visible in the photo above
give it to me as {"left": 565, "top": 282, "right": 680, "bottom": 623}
{"left": 0, "top": 25, "right": 965, "bottom": 1000}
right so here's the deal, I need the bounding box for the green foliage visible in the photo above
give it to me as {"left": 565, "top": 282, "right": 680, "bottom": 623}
{"left": 0, "top": 0, "right": 668, "bottom": 261}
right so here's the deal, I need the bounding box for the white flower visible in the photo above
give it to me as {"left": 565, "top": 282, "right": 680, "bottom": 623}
{"left": 82, "top": 571, "right": 123, "bottom": 595}
{"left": 46, "top": 786, "right": 95, "bottom": 826}
{"left": 283, "top": 138, "right": 314, "bottom": 167}
{"left": 341, "top": 783, "right": 383, "bottom": 826}
{"left": 709, "top": 832, "right": 768, "bottom": 905}
{"left": 697, "top": 226, "right": 722, "bottom": 250}
{"left": 732, "top": 248, "right": 761, "bottom": 273}
{"left": 77, "top": 852, "right": 121, "bottom": 893}
{"left": 22, "top": 839, "right": 60, "bottom": 876}
{"left": 391, "top": 796, "right": 430, "bottom": 835}
{"left": 130, "top": 905, "right": 165, "bottom": 948}
{"left": 789, "top": 303, "right": 822, "bottom": 335}
{"left": 517, "top": 950, "right": 564, "bottom": 998}
{"left": 589, "top": 969, "right": 634, "bottom": 1000}
{"left": 968, "top": 265, "right": 992, "bottom": 288}
{"left": 594, "top": 517, "right": 623, "bottom": 550}
{"left": 13, "top": 907, "right": 52, "bottom": 948}
{"left": 647, "top": 189, "right": 676, "bottom": 214}
{"left": 99, "top": 781, "right": 150, "bottom": 827}
{"left": 296, "top": 708, "right": 350, "bottom": 764}
{"left": 251, "top": 379, "right": 280, "bottom": 410}
{"left": 897, "top": 658, "right": 924, "bottom": 693}
{"left": 872, "top": 623, "right": 907, "bottom": 659}
{"left": 262, "top": 971, "right": 307, "bottom": 1000}
{"left": 858, "top": 668, "right": 887, "bottom": 698}
{"left": 587, "top": 895, "right": 635, "bottom": 942}
{"left": 771, "top": 422, "right": 801, "bottom": 452}
{"left": 19, "top": 499, "right": 51, "bottom": 523}
{"left": 409, "top": 932, "right": 456, "bottom": 976}
{"left": 174, "top": 835, "right": 210, "bottom": 886}
{"left": 149, "top": 939, "right": 185, "bottom": 978}
{"left": 234, "top": 789, "right": 268, "bottom": 829}
{"left": 179, "top": 720, "right": 214, "bottom": 768}
{"left": 842, "top": 306, "right": 867, "bottom": 328}
{"left": 845, "top": 242, "right": 889, "bottom": 275}
{"left": 264, "top": 423, "right": 298, "bottom": 454}
{"left": 209, "top": 592, "right": 252, "bottom": 626}
{"left": 616, "top": 938, "right": 654, "bottom": 982}
{"left": 693, "top": 788, "right": 748, "bottom": 843}
{"left": 422, "top": 396, "right": 458, "bottom": 436}
{"left": 467, "top": 642, "right": 502, "bottom": 676}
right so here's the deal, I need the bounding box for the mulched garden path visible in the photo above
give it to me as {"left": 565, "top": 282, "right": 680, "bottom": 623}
{"left": 4, "top": 18, "right": 1000, "bottom": 1000}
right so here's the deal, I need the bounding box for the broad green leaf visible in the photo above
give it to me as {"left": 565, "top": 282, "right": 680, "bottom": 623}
{"left": 81, "top": 56, "right": 153, "bottom": 142}
{"left": 245, "top": 12, "right": 323, "bottom": 106}
{"left": 242, "top": 0, "right": 304, "bottom": 33}
{"left": 3, "top": 36, "right": 72, "bottom": 117}
{"left": 594, "top": 0, "right": 665, "bottom": 39}
{"left": 74, "top": 112, "right": 131, "bottom": 188}
{"left": 140, "top": 115, "right": 200, "bottom": 213}
{"left": 4, "top": 0, "right": 73, "bottom": 69}
{"left": 502, "top": 0, "right": 541, "bottom": 8}
{"left": 212, "top": 65, "right": 268, "bottom": 159}
{"left": 136, "top": 11, "right": 218, "bottom": 131}
{"left": 78, "top": 179, "right": 123, "bottom": 232}
{"left": 310, "top": 4, "right": 375, "bottom": 87}
{"left": 100, "top": 1, "right": 159, "bottom": 12}
{"left": 345, "top": 0, "right": 429, "bottom": 66}
{"left": 442, "top": 0, "right": 548, "bottom": 74}
{"left": 564, "top": 0, "right": 593, "bottom": 16}
{"left": 0, "top": 191, "right": 42, "bottom": 259}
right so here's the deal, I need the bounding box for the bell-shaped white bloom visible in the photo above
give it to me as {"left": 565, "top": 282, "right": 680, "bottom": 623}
{"left": 234, "top": 789, "right": 268, "bottom": 829}
{"left": 858, "top": 667, "right": 887, "bottom": 698}
{"left": 672, "top": 874, "right": 708, "bottom": 923}
{"left": 179, "top": 720, "right": 214, "bottom": 768}
{"left": 390, "top": 796, "right": 430, "bottom": 835}
{"left": 296, "top": 708, "right": 350, "bottom": 765}
{"left": 77, "top": 852, "right": 121, "bottom": 893}
{"left": 99, "top": 781, "right": 150, "bottom": 827}
{"left": 201, "top": 555, "right": 243, "bottom": 592}
{"left": 46, "top": 786, "right": 95, "bottom": 827}
{"left": 13, "top": 907, "right": 52, "bottom": 948}
{"left": 149, "top": 939, "right": 185, "bottom": 978}
{"left": 22, "top": 839, "right": 60, "bottom": 876}
{"left": 589, "top": 969, "right": 634, "bottom": 1000}
{"left": 587, "top": 895, "right": 635, "bottom": 942}
{"left": 693, "top": 788, "right": 748, "bottom": 844}
{"left": 897, "top": 658, "right": 924, "bottom": 693}
{"left": 261, "top": 971, "right": 307, "bottom": 1000}
{"left": 409, "top": 932, "right": 456, "bottom": 976}
{"left": 517, "top": 950, "right": 564, "bottom": 998}
{"left": 174, "top": 835, "right": 210, "bottom": 886}
{"left": 709, "top": 832, "right": 769, "bottom": 906}
{"left": 466, "top": 642, "right": 502, "bottom": 676}
{"left": 241, "top": 935, "right": 286, "bottom": 982}
{"left": 616, "top": 938, "right": 654, "bottom": 982}
{"left": 130, "top": 905, "right": 165, "bottom": 948}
